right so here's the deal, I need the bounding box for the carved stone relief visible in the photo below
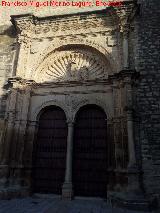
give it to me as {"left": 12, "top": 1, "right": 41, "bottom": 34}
{"left": 35, "top": 48, "right": 111, "bottom": 83}
{"left": 11, "top": 12, "right": 121, "bottom": 80}
{"left": 30, "top": 38, "right": 119, "bottom": 77}
{"left": 33, "top": 14, "right": 116, "bottom": 38}
{"left": 30, "top": 92, "right": 112, "bottom": 125}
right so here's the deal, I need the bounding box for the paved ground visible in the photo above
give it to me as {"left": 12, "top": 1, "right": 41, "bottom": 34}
{"left": 0, "top": 195, "right": 155, "bottom": 213}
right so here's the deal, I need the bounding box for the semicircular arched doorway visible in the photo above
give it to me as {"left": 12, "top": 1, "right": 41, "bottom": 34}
{"left": 32, "top": 106, "right": 67, "bottom": 194}
{"left": 73, "top": 104, "right": 108, "bottom": 198}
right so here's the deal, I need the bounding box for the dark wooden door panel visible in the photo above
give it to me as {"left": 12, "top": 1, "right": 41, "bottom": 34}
{"left": 73, "top": 105, "right": 108, "bottom": 197}
{"left": 32, "top": 106, "right": 67, "bottom": 194}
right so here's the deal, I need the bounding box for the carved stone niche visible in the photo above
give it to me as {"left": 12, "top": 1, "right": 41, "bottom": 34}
{"left": 34, "top": 45, "right": 112, "bottom": 83}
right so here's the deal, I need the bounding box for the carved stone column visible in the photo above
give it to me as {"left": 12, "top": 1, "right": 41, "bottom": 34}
{"left": 5, "top": 79, "right": 33, "bottom": 178}
{"left": 113, "top": 74, "right": 148, "bottom": 209}
{"left": 24, "top": 121, "right": 37, "bottom": 166}
{"left": 107, "top": 118, "right": 116, "bottom": 193}
{"left": 115, "top": 1, "right": 136, "bottom": 70}
{"left": 23, "top": 120, "right": 37, "bottom": 190}
{"left": 1, "top": 88, "right": 18, "bottom": 165}
{"left": 16, "top": 83, "right": 32, "bottom": 166}
{"left": 0, "top": 119, "right": 6, "bottom": 161}
{"left": 127, "top": 110, "right": 136, "bottom": 169}
{"left": 11, "top": 15, "right": 33, "bottom": 79}
{"left": 122, "top": 24, "right": 130, "bottom": 69}
{"left": 108, "top": 70, "right": 149, "bottom": 209}
{"left": 112, "top": 80, "right": 122, "bottom": 170}
{"left": 126, "top": 109, "right": 140, "bottom": 192}
{"left": 0, "top": 78, "right": 34, "bottom": 192}
{"left": 62, "top": 121, "right": 74, "bottom": 200}
{"left": 0, "top": 83, "right": 18, "bottom": 188}
{"left": 125, "top": 76, "right": 141, "bottom": 192}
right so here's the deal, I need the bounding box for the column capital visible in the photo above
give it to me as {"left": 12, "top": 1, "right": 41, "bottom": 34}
{"left": 27, "top": 120, "right": 38, "bottom": 128}
{"left": 125, "top": 107, "right": 134, "bottom": 117}
{"left": 120, "top": 22, "right": 130, "bottom": 38}
{"left": 67, "top": 121, "right": 74, "bottom": 127}
{"left": 6, "top": 112, "right": 16, "bottom": 123}
{"left": 115, "top": 1, "right": 138, "bottom": 37}
{"left": 112, "top": 79, "right": 120, "bottom": 89}
{"left": 107, "top": 118, "right": 113, "bottom": 125}
{"left": 8, "top": 77, "right": 35, "bottom": 90}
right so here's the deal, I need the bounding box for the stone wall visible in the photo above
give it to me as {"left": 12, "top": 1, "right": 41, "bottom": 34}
{"left": 134, "top": 0, "right": 160, "bottom": 200}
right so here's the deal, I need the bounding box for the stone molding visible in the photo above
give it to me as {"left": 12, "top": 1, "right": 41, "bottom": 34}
{"left": 30, "top": 96, "right": 112, "bottom": 123}
{"left": 11, "top": 10, "right": 117, "bottom": 39}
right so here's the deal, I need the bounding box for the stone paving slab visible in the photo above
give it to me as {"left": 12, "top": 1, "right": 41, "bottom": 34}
{"left": 0, "top": 196, "right": 155, "bottom": 213}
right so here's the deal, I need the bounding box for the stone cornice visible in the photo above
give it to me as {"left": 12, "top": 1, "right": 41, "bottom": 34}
{"left": 7, "top": 77, "right": 36, "bottom": 89}
{"left": 10, "top": 3, "right": 139, "bottom": 41}
{"left": 11, "top": 9, "right": 118, "bottom": 40}
{"left": 32, "top": 79, "right": 113, "bottom": 89}
{"left": 5, "top": 71, "right": 139, "bottom": 90}
{"left": 8, "top": 69, "right": 139, "bottom": 90}
{"left": 109, "top": 69, "right": 140, "bottom": 82}
{"left": 11, "top": 14, "right": 34, "bottom": 33}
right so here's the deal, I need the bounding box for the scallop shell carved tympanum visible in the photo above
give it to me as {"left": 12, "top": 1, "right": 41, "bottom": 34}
{"left": 35, "top": 49, "right": 111, "bottom": 83}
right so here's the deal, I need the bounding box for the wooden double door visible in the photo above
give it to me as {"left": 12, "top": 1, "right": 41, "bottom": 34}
{"left": 32, "top": 106, "right": 67, "bottom": 194}
{"left": 32, "top": 105, "right": 108, "bottom": 197}
{"left": 73, "top": 105, "right": 108, "bottom": 197}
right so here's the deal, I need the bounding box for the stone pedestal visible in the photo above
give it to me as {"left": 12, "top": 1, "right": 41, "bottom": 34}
{"left": 108, "top": 81, "right": 150, "bottom": 211}
{"left": 0, "top": 165, "right": 9, "bottom": 187}
{"left": 0, "top": 164, "right": 30, "bottom": 199}
{"left": 62, "top": 182, "right": 73, "bottom": 200}
{"left": 108, "top": 166, "right": 150, "bottom": 211}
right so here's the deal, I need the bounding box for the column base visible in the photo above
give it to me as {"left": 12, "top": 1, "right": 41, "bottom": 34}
{"left": 62, "top": 182, "right": 73, "bottom": 200}
{"left": 0, "top": 165, "right": 9, "bottom": 187}
{"left": 0, "top": 186, "right": 30, "bottom": 199}
{"left": 107, "top": 166, "right": 158, "bottom": 211}
{"left": 107, "top": 190, "right": 152, "bottom": 211}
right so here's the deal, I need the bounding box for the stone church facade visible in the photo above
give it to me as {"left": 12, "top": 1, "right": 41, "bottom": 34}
{"left": 0, "top": 0, "right": 159, "bottom": 210}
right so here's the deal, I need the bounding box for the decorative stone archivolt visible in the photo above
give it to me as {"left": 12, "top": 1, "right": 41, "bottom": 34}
{"left": 35, "top": 49, "right": 110, "bottom": 83}
{"left": 31, "top": 39, "right": 119, "bottom": 76}
{"left": 30, "top": 99, "right": 70, "bottom": 122}
{"left": 30, "top": 96, "right": 112, "bottom": 124}
{"left": 72, "top": 98, "right": 112, "bottom": 121}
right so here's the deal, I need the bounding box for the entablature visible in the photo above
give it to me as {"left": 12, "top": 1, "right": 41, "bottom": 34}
{"left": 11, "top": 9, "right": 118, "bottom": 40}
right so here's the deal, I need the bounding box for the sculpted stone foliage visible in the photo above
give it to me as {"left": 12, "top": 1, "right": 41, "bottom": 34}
{"left": 35, "top": 48, "right": 111, "bottom": 83}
